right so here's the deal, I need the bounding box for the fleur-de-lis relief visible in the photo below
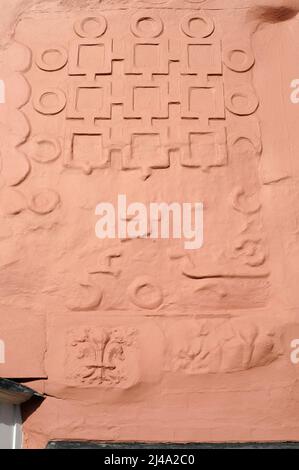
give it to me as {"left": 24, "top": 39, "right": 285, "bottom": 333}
{"left": 69, "top": 327, "right": 136, "bottom": 384}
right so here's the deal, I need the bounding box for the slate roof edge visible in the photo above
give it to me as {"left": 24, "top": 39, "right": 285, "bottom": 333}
{"left": 0, "top": 378, "right": 44, "bottom": 405}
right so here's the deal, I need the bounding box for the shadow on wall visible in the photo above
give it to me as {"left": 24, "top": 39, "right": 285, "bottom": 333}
{"left": 248, "top": 5, "right": 298, "bottom": 23}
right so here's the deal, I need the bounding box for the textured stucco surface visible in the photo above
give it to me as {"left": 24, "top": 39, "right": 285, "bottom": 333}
{"left": 1, "top": 0, "right": 299, "bottom": 448}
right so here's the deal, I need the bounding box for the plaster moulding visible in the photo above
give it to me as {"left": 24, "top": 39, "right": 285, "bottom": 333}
{"left": 0, "top": 0, "right": 299, "bottom": 448}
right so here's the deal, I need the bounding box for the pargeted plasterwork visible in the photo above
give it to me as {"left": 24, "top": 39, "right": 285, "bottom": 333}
{"left": 0, "top": 5, "right": 280, "bottom": 385}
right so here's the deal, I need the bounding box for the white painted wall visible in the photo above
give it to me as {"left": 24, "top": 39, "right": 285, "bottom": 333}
{"left": 0, "top": 403, "right": 22, "bottom": 449}
{"left": 0, "top": 79, "right": 5, "bottom": 104}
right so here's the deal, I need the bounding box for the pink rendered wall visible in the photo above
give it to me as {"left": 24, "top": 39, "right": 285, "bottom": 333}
{"left": 1, "top": 0, "right": 299, "bottom": 448}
